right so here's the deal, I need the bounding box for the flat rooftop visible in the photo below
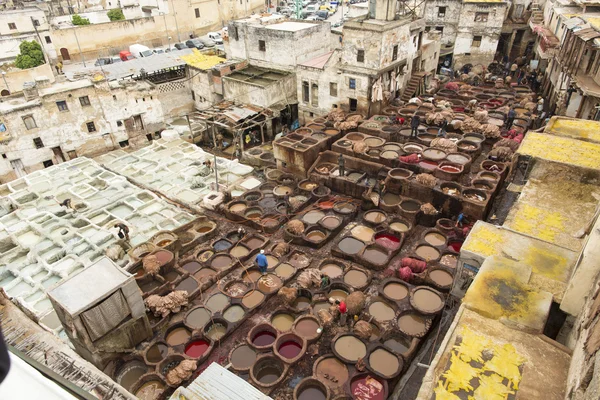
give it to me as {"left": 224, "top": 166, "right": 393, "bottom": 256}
{"left": 224, "top": 65, "right": 291, "bottom": 87}
{"left": 518, "top": 131, "right": 600, "bottom": 170}
{"left": 544, "top": 116, "right": 600, "bottom": 143}
{"left": 264, "top": 21, "right": 317, "bottom": 32}
{"left": 100, "top": 49, "right": 192, "bottom": 80}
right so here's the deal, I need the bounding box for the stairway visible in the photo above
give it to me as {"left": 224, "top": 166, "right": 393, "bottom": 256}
{"left": 401, "top": 72, "right": 426, "bottom": 103}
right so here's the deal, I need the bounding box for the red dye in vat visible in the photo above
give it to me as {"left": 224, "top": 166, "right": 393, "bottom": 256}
{"left": 375, "top": 233, "right": 401, "bottom": 250}
{"left": 184, "top": 339, "right": 210, "bottom": 358}
{"left": 277, "top": 341, "right": 302, "bottom": 359}
{"left": 448, "top": 240, "right": 463, "bottom": 252}
{"left": 351, "top": 375, "right": 385, "bottom": 400}
{"left": 440, "top": 165, "right": 460, "bottom": 173}
{"left": 252, "top": 331, "right": 276, "bottom": 347}
{"left": 419, "top": 160, "right": 438, "bottom": 170}
{"left": 154, "top": 250, "right": 173, "bottom": 265}
{"left": 318, "top": 200, "right": 335, "bottom": 209}
{"left": 452, "top": 107, "right": 465, "bottom": 112}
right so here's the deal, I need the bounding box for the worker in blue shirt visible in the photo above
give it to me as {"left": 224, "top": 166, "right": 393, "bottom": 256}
{"left": 455, "top": 213, "right": 465, "bottom": 228}
{"left": 255, "top": 249, "right": 268, "bottom": 274}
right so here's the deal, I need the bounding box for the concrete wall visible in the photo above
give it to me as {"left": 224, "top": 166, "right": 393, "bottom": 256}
{"left": 0, "top": 63, "right": 55, "bottom": 95}
{"left": 227, "top": 21, "right": 332, "bottom": 70}
{"left": 423, "top": 0, "right": 461, "bottom": 45}
{"left": 421, "top": 32, "right": 442, "bottom": 75}
{"left": 0, "top": 8, "right": 55, "bottom": 63}
{"left": 453, "top": 3, "right": 506, "bottom": 67}
{"left": 224, "top": 72, "right": 297, "bottom": 108}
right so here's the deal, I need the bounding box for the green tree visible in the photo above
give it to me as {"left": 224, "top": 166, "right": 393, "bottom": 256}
{"left": 107, "top": 8, "right": 125, "bottom": 21}
{"left": 14, "top": 41, "right": 45, "bottom": 69}
{"left": 72, "top": 14, "right": 91, "bottom": 25}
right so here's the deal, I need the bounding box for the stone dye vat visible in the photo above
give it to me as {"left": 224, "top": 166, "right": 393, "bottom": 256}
{"left": 332, "top": 334, "right": 367, "bottom": 363}
{"left": 229, "top": 343, "right": 258, "bottom": 372}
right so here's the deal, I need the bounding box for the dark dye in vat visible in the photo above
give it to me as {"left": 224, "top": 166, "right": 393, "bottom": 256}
{"left": 164, "top": 271, "right": 179, "bottom": 282}
{"left": 384, "top": 338, "right": 409, "bottom": 354}
{"left": 146, "top": 343, "right": 168, "bottom": 363}
{"left": 118, "top": 363, "right": 146, "bottom": 391}
{"left": 298, "top": 386, "right": 326, "bottom": 400}
{"left": 401, "top": 200, "right": 419, "bottom": 211}
{"left": 184, "top": 339, "right": 210, "bottom": 358}
{"left": 175, "top": 277, "right": 198, "bottom": 294}
{"left": 278, "top": 341, "right": 302, "bottom": 359}
{"left": 182, "top": 261, "right": 202, "bottom": 273}
{"left": 213, "top": 239, "right": 232, "bottom": 251}
{"left": 256, "top": 366, "right": 281, "bottom": 384}
{"left": 140, "top": 279, "right": 161, "bottom": 293}
{"left": 253, "top": 331, "right": 276, "bottom": 347}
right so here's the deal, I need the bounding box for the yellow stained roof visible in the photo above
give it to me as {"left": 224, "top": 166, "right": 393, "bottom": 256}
{"left": 180, "top": 49, "right": 226, "bottom": 70}
{"left": 586, "top": 16, "right": 600, "bottom": 31}
{"left": 544, "top": 116, "right": 600, "bottom": 143}
{"left": 518, "top": 131, "right": 600, "bottom": 170}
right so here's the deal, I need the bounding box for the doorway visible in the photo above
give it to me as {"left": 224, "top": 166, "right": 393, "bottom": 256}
{"left": 52, "top": 146, "right": 65, "bottom": 164}
{"left": 60, "top": 48, "right": 70, "bottom": 61}
{"left": 10, "top": 159, "right": 25, "bottom": 178}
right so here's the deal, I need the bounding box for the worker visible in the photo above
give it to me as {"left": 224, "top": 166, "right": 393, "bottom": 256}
{"left": 410, "top": 115, "right": 420, "bottom": 138}
{"left": 437, "top": 120, "right": 448, "bottom": 138}
{"left": 467, "top": 99, "right": 478, "bottom": 113}
{"left": 283, "top": 193, "right": 291, "bottom": 215}
{"left": 338, "top": 153, "right": 345, "bottom": 177}
{"left": 505, "top": 107, "right": 516, "bottom": 129}
{"left": 215, "top": 133, "right": 224, "bottom": 149}
{"left": 59, "top": 198, "right": 72, "bottom": 209}
{"left": 237, "top": 227, "right": 246, "bottom": 237}
{"left": 255, "top": 249, "right": 268, "bottom": 275}
{"left": 455, "top": 213, "right": 464, "bottom": 228}
{"left": 320, "top": 274, "right": 330, "bottom": 289}
{"left": 336, "top": 299, "right": 348, "bottom": 326}
{"left": 56, "top": 61, "right": 63, "bottom": 75}
{"left": 114, "top": 223, "right": 130, "bottom": 241}
{"left": 536, "top": 98, "right": 544, "bottom": 115}
{"left": 202, "top": 160, "right": 214, "bottom": 174}
{"left": 376, "top": 179, "right": 386, "bottom": 197}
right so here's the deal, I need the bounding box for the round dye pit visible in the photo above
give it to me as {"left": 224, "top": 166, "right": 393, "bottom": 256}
{"left": 424, "top": 232, "right": 446, "bottom": 246}
{"left": 369, "top": 348, "right": 401, "bottom": 377}
{"left": 440, "top": 254, "right": 458, "bottom": 268}
{"left": 320, "top": 263, "right": 344, "bottom": 279}
{"left": 274, "top": 263, "right": 295, "bottom": 279}
{"left": 364, "top": 210, "right": 386, "bottom": 224}
{"left": 397, "top": 313, "right": 428, "bottom": 337}
{"left": 429, "top": 269, "right": 453, "bottom": 288}
{"left": 244, "top": 237, "right": 264, "bottom": 250}
{"left": 230, "top": 344, "right": 257, "bottom": 371}
{"left": 252, "top": 357, "right": 284, "bottom": 386}
{"left": 381, "top": 193, "right": 401, "bottom": 206}
{"left": 165, "top": 327, "right": 191, "bottom": 346}
{"left": 185, "top": 339, "right": 210, "bottom": 358}
{"left": 242, "top": 290, "right": 265, "bottom": 309}
{"left": 315, "top": 357, "right": 349, "bottom": 389}
{"left": 400, "top": 200, "right": 420, "bottom": 212}
{"left": 194, "top": 268, "right": 216, "bottom": 284}
{"left": 185, "top": 307, "right": 211, "bottom": 330}
{"left": 381, "top": 150, "right": 399, "bottom": 159}
{"left": 266, "top": 255, "right": 279, "bottom": 268}
{"left": 153, "top": 250, "right": 174, "bottom": 266}
{"left": 333, "top": 202, "right": 356, "bottom": 214}
{"left": 294, "top": 296, "right": 311, "bottom": 310}
{"left": 302, "top": 210, "right": 326, "bottom": 225}
{"left": 337, "top": 237, "right": 364, "bottom": 255}
{"left": 257, "top": 274, "right": 283, "bottom": 294}
{"left": 344, "top": 269, "right": 368, "bottom": 288}
{"left": 164, "top": 271, "right": 179, "bottom": 282}
{"left": 439, "top": 164, "right": 461, "bottom": 173}
{"left": 140, "top": 279, "right": 161, "bottom": 293}
{"left": 175, "top": 276, "right": 198, "bottom": 295}
{"left": 294, "top": 317, "right": 321, "bottom": 340}
{"left": 320, "top": 216, "right": 341, "bottom": 230}
{"left": 223, "top": 305, "right": 246, "bottom": 323}
{"left": 197, "top": 250, "right": 214, "bottom": 263}
{"left": 245, "top": 207, "right": 263, "bottom": 220}
{"left": 181, "top": 261, "right": 202, "bottom": 274}
{"left": 229, "top": 203, "right": 247, "bottom": 213}
{"left": 243, "top": 269, "right": 262, "bottom": 283}
{"left": 296, "top": 383, "right": 327, "bottom": 400}
{"left": 384, "top": 336, "right": 411, "bottom": 354}
{"left": 383, "top": 282, "right": 408, "bottom": 301}
{"left": 274, "top": 185, "right": 292, "bottom": 196}
{"left": 146, "top": 343, "right": 168, "bottom": 363}
{"left": 351, "top": 226, "right": 375, "bottom": 242}
{"left": 277, "top": 340, "right": 303, "bottom": 360}
{"left": 329, "top": 289, "right": 348, "bottom": 301}
{"left": 363, "top": 247, "right": 389, "bottom": 266}
{"left": 135, "top": 380, "right": 165, "bottom": 398}
{"left": 313, "top": 301, "right": 330, "bottom": 314}
{"left": 350, "top": 374, "right": 386, "bottom": 400}
{"left": 205, "top": 322, "right": 227, "bottom": 341}
{"left": 415, "top": 245, "right": 440, "bottom": 260}
{"left": 211, "top": 254, "right": 234, "bottom": 270}
{"left": 334, "top": 335, "right": 366, "bottom": 362}
{"left": 419, "top": 160, "right": 438, "bottom": 171}
{"left": 116, "top": 361, "right": 148, "bottom": 392}
{"left": 252, "top": 331, "right": 276, "bottom": 347}
{"left": 224, "top": 281, "right": 249, "bottom": 297}
{"left": 368, "top": 301, "right": 395, "bottom": 321}
{"left": 374, "top": 233, "right": 401, "bottom": 250}
{"left": 272, "top": 313, "right": 295, "bottom": 332}
{"left": 205, "top": 293, "right": 230, "bottom": 313}
{"left": 306, "top": 229, "right": 326, "bottom": 242}
{"left": 390, "top": 221, "right": 410, "bottom": 233}
{"left": 212, "top": 239, "right": 232, "bottom": 252}
{"left": 230, "top": 245, "right": 250, "bottom": 258}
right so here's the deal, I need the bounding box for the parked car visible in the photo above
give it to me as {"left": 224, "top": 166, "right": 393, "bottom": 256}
{"left": 154, "top": 49, "right": 165, "bottom": 54}
{"left": 207, "top": 32, "right": 223, "bottom": 44}
{"left": 111, "top": 57, "right": 123, "bottom": 63}
{"left": 129, "top": 44, "right": 153, "bottom": 58}
{"left": 185, "top": 39, "right": 205, "bottom": 49}
{"left": 94, "top": 58, "right": 111, "bottom": 66}
{"left": 198, "top": 37, "right": 216, "bottom": 48}
{"left": 316, "top": 10, "right": 329, "bottom": 20}
{"left": 119, "top": 50, "right": 134, "bottom": 61}
{"left": 305, "top": 15, "right": 320, "bottom": 20}
{"left": 320, "top": 5, "right": 335, "bottom": 15}
{"left": 305, "top": 4, "right": 319, "bottom": 14}
{"left": 174, "top": 43, "right": 187, "bottom": 50}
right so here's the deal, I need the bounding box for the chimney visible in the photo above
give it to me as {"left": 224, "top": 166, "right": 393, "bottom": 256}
{"left": 369, "top": 0, "right": 397, "bottom": 21}
{"left": 22, "top": 81, "right": 39, "bottom": 101}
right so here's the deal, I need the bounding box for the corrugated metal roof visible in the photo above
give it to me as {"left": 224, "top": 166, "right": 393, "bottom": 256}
{"left": 169, "top": 363, "right": 272, "bottom": 400}
{"left": 223, "top": 105, "right": 258, "bottom": 122}
{"left": 299, "top": 51, "right": 335, "bottom": 69}
{"left": 574, "top": 27, "right": 600, "bottom": 40}
{"left": 101, "top": 49, "right": 191, "bottom": 80}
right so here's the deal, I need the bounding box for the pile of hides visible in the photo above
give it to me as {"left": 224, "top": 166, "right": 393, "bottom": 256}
{"left": 431, "top": 138, "right": 458, "bottom": 153}
{"left": 287, "top": 220, "right": 305, "bottom": 234}
{"left": 426, "top": 109, "right": 454, "bottom": 125}
{"left": 480, "top": 123, "right": 501, "bottom": 139}
{"left": 415, "top": 173, "right": 437, "bottom": 188}
{"left": 145, "top": 291, "right": 189, "bottom": 318}
{"left": 460, "top": 117, "right": 482, "bottom": 134}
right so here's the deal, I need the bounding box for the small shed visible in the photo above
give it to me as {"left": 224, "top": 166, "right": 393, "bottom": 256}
{"left": 48, "top": 256, "right": 151, "bottom": 368}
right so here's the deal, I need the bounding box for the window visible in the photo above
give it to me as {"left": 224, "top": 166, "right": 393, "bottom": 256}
{"left": 133, "top": 115, "right": 144, "bottom": 130}
{"left": 32, "top": 19, "right": 40, "bottom": 27}
{"left": 392, "top": 45, "right": 398, "bottom": 61}
{"left": 357, "top": 49, "right": 365, "bottom": 63}
{"left": 438, "top": 6, "right": 446, "bottom": 17}
{"left": 233, "top": 27, "right": 239, "bottom": 41}
{"left": 43, "top": 160, "right": 53, "bottom": 168}
{"left": 195, "top": 8, "right": 200, "bottom": 18}
{"left": 67, "top": 150, "right": 77, "bottom": 159}
{"left": 112, "top": 95, "right": 117, "bottom": 100}
{"left": 119, "top": 140, "right": 129, "bottom": 148}
{"left": 33, "top": 137, "right": 44, "bottom": 149}
{"left": 1, "top": 154, "right": 6, "bottom": 159}
{"left": 79, "top": 95, "right": 90, "bottom": 106}
{"left": 86, "top": 122, "right": 96, "bottom": 133}
{"left": 311, "top": 84, "right": 318, "bottom": 107}
{"left": 45, "top": 36, "right": 52, "bottom": 44}
{"left": 349, "top": 98, "right": 357, "bottom": 112}
{"left": 330, "top": 82, "right": 338, "bottom": 97}
{"left": 191, "top": 91, "right": 196, "bottom": 101}
{"left": 435, "top": 26, "right": 444, "bottom": 34}
{"left": 56, "top": 100, "right": 68, "bottom": 111}
{"left": 475, "top": 12, "right": 488, "bottom": 22}
{"left": 154, "top": 131, "right": 162, "bottom": 139}
{"left": 259, "top": 40, "right": 266, "bottom": 51}
{"left": 22, "top": 116, "right": 37, "bottom": 130}
{"left": 8, "top": 23, "right": 16, "bottom": 30}
{"left": 302, "top": 81, "right": 309, "bottom": 102}
{"left": 349, "top": 78, "right": 356, "bottom": 89}
{"left": 116, "top": 120, "right": 123, "bottom": 127}
{"left": 472, "top": 35, "right": 482, "bottom": 47}
{"left": 146, "top": 134, "right": 153, "bottom": 141}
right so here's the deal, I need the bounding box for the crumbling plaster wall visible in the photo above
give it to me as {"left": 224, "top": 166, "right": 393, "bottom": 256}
{"left": 223, "top": 72, "right": 297, "bottom": 108}
{"left": 297, "top": 57, "right": 342, "bottom": 122}
{"left": 423, "top": 0, "right": 462, "bottom": 45}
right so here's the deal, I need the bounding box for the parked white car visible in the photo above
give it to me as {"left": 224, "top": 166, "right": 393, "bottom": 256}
{"left": 208, "top": 32, "right": 223, "bottom": 44}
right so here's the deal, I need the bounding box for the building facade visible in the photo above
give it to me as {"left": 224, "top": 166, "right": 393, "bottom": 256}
{"left": 0, "top": 7, "right": 57, "bottom": 64}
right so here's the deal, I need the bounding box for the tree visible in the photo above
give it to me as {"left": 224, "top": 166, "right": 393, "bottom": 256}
{"left": 107, "top": 8, "right": 125, "bottom": 21}
{"left": 72, "top": 14, "right": 91, "bottom": 25}
{"left": 15, "top": 41, "right": 45, "bottom": 69}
